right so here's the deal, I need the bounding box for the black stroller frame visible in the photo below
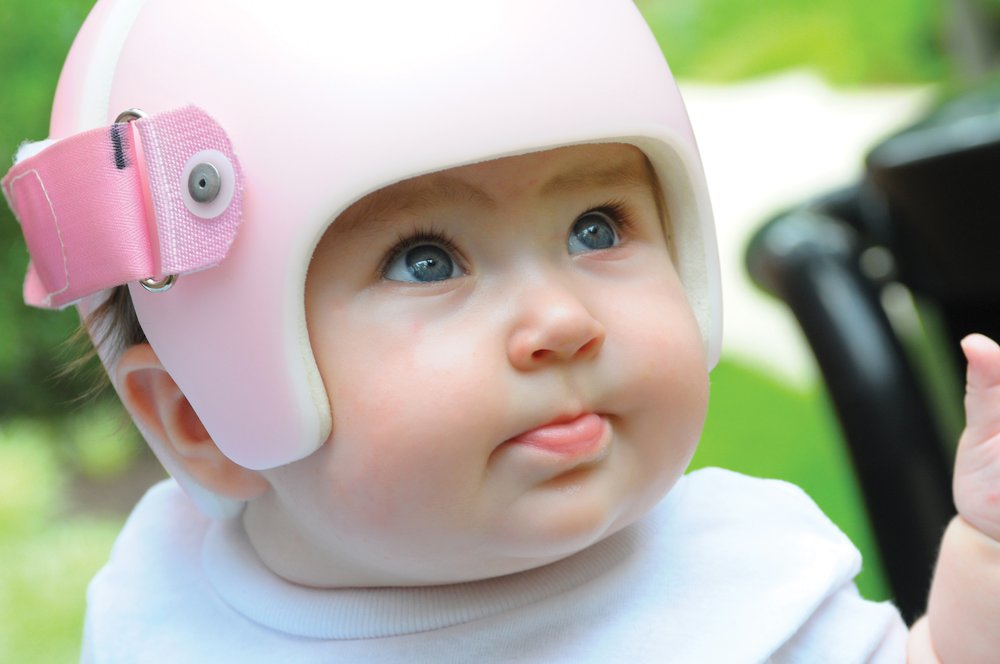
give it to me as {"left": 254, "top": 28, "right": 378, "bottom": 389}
{"left": 745, "top": 85, "right": 1000, "bottom": 622}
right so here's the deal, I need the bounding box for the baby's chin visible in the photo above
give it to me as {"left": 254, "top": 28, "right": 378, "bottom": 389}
{"left": 478, "top": 476, "right": 675, "bottom": 570}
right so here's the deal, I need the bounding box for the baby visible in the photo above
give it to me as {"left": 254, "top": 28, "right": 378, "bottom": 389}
{"left": 3, "top": 0, "right": 999, "bottom": 661}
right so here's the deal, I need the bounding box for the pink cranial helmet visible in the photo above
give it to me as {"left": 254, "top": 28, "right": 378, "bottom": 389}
{"left": 3, "top": 0, "right": 720, "bottom": 513}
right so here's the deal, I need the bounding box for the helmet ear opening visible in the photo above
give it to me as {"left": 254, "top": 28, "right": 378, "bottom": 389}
{"left": 115, "top": 343, "right": 258, "bottom": 518}
{"left": 71, "top": 287, "right": 247, "bottom": 518}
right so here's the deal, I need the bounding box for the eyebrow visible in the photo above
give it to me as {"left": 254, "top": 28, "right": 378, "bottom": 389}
{"left": 334, "top": 175, "right": 494, "bottom": 237}
{"left": 539, "top": 157, "right": 656, "bottom": 197}
{"left": 333, "top": 155, "right": 656, "bottom": 237}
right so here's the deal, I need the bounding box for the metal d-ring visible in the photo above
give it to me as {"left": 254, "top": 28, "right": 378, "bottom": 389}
{"left": 140, "top": 274, "right": 178, "bottom": 292}
{"left": 115, "top": 108, "right": 148, "bottom": 124}
{"left": 116, "top": 108, "right": 179, "bottom": 294}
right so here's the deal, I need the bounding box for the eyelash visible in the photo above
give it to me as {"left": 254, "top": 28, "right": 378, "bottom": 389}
{"left": 587, "top": 199, "right": 635, "bottom": 239}
{"left": 377, "top": 200, "right": 638, "bottom": 277}
{"left": 378, "top": 227, "right": 465, "bottom": 278}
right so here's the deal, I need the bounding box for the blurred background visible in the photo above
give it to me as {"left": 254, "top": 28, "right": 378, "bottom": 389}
{"left": 2, "top": 0, "right": 999, "bottom": 659}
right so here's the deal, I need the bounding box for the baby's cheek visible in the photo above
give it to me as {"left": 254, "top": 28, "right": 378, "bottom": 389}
{"left": 613, "top": 290, "right": 707, "bottom": 462}
{"left": 326, "top": 366, "right": 500, "bottom": 532}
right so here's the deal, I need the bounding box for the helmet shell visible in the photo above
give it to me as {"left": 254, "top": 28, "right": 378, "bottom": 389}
{"left": 54, "top": 0, "right": 721, "bottom": 471}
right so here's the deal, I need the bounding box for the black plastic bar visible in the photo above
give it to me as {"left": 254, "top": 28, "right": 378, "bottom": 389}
{"left": 746, "top": 210, "right": 954, "bottom": 623}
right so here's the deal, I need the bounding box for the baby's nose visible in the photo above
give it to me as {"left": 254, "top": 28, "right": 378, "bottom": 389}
{"left": 506, "top": 285, "right": 606, "bottom": 371}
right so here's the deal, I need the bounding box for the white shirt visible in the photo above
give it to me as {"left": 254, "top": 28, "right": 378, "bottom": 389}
{"left": 81, "top": 468, "right": 907, "bottom": 662}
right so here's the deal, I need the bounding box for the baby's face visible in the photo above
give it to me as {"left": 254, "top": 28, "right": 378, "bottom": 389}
{"left": 246, "top": 144, "right": 709, "bottom": 587}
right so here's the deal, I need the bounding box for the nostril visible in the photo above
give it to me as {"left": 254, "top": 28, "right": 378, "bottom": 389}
{"left": 531, "top": 349, "right": 554, "bottom": 362}
{"left": 577, "top": 337, "right": 601, "bottom": 357}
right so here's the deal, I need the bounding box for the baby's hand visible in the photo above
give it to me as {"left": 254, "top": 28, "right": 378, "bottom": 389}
{"left": 954, "top": 334, "right": 1000, "bottom": 543}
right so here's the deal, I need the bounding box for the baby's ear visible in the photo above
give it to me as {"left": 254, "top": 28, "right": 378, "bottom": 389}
{"left": 116, "top": 343, "right": 269, "bottom": 501}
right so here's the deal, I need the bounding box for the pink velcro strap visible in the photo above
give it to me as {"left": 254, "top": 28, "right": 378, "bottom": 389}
{"left": 1, "top": 106, "right": 243, "bottom": 309}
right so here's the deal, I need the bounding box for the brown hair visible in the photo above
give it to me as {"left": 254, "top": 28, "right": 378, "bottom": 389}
{"left": 66, "top": 284, "right": 145, "bottom": 392}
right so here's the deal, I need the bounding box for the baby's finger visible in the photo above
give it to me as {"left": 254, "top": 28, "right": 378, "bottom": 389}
{"left": 961, "top": 334, "right": 1000, "bottom": 442}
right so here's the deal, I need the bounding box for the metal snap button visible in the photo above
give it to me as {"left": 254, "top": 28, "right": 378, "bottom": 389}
{"left": 188, "top": 162, "right": 222, "bottom": 203}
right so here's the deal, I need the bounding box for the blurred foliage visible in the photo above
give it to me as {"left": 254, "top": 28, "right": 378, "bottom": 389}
{"left": 0, "top": 417, "right": 129, "bottom": 662}
{"left": 637, "top": 0, "right": 948, "bottom": 83}
{"left": 0, "top": 0, "right": 97, "bottom": 420}
{"left": 0, "top": 517, "right": 119, "bottom": 661}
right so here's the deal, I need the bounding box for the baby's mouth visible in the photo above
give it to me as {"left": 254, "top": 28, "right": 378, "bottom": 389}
{"left": 503, "top": 413, "right": 608, "bottom": 458}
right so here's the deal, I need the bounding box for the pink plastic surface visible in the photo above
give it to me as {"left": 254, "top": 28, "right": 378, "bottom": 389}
{"left": 2, "top": 106, "right": 242, "bottom": 309}
{"left": 51, "top": 0, "right": 721, "bottom": 471}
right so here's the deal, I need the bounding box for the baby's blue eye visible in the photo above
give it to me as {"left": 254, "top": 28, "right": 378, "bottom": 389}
{"left": 568, "top": 211, "right": 619, "bottom": 254}
{"left": 384, "top": 243, "right": 460, "bottom": 282}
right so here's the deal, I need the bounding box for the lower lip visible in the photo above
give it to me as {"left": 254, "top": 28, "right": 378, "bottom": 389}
{"left": 505, "top": 413, "right": 608, "bottom": 457}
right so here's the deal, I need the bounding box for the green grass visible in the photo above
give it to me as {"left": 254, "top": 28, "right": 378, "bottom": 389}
{"left": 0, "top": 419, "right": 127, "bottom": 663}
{"left": 0, "top": 518, "right": 121, "bottom": 661}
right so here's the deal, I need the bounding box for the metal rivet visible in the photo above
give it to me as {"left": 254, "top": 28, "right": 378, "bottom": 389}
{"left": 188, "top": 162, "right": 221, "bottom": 203}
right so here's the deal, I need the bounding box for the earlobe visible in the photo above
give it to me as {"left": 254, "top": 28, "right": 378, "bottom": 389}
{"left": 116, "top": 344, "right": 269, "bottom": 501}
